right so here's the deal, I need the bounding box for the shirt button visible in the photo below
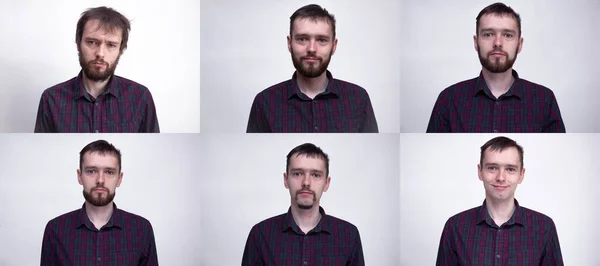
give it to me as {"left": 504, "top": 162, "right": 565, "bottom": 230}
{"left": 98, "top": 257, "right": 102, "bottom": 261}
{"left": 314, "top": 126, "right": 319, "bottom": 131}
{"left": 496, "top": 254, "right": 500, "bottom": 259}
{"left": 95, "top": 130, "right": 99, "bottom": 133}
{"left": 303, "top": 261, "right": 307, "bottom": 265}
{"left": 493, "top": 129, "right": 498, "bottom": 133}
{"left": 95, "top": 102, "right": 99, "bottom": 106}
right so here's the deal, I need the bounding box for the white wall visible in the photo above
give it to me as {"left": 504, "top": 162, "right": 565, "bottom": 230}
{"left": 0, "top": 0, "right": 200, "bottom": 133}
{"left": 400, "top": 134, "right": 600, "bottom": 265}
{"left": 198, "top": 134, "right": 400, "bottom": 265}
{"left": 0, "top": 134, "right": 202, "bottom": 265}
{"left": 400, "top": 0, "right": 600, "bottom": 132}
{"left": 200, "top": 0, "right": 401, "bottom": 133}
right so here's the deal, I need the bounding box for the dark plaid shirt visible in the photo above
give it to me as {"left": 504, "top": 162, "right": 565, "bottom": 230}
{"left": 41, "top": 203, "right": 159, "bottom": 266}
{"left": 246, "top": 71, "right": 378, "bottom": 133}
{"left": 34, "top": 71, "right": 160, "bottom": 133}
{"left": 242, "top": 206, "right": 365, "bottom": 266}
{"left": 427, "top": 70, "right": 565, "bottom": 133}
{"left": 436, "top": 199, "right": 563, "bottom": 266}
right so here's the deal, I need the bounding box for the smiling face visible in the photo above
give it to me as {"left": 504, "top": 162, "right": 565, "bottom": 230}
{"left": 284, "top": 153, "right": 330, "bottom": 210}
{"left": 478, "top": 146, "right": 525, "bottom": 203}
{"left": 77, "top": 151, "right": 123, "bottom": 206}
{"left": 78, "top": 19, "right": 123, "bottom": 82}
{"left": 474, "top": 14, "right": 523, "bottom": 73}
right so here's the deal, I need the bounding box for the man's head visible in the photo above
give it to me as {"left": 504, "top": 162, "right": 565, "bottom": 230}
{"left": 474, "top": 2, "right": 523, "bottom": 73}
{"left": 284, "top": 143, "right": 331, "bottom": 210}
{"left": 287, "top": 4, "right": 338, "bottom": 78}
{"left": 75, "top": 6, "right": 130, "bottom": 82}
{"left": 77, "top": 140, "right": 123, "bottom": 207}
{"left": 478, "top": 136, "right": 525, "bottom": 203}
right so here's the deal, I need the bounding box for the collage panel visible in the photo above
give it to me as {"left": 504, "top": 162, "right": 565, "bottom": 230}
{"left": 198, "top": 134, "right": 400, "bottom": 265}
{"left": 0, "top": 134, "right": 202, "bottom": 265}
{"left": 200, "top": 0, "right": 401, "bottom": 133}
{"left": 400, "top": 0, "right": 600, "bottom": 133}
{"left": 0, "top": 0, "right": 200, "bottom": 133}
{"left": 400, "top": 134, "right": 599, "bottom": 264}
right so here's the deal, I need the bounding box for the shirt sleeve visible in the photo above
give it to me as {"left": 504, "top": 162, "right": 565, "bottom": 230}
{"left": 543, "top": 91, "right": 566, "bottom": 133}
{"left": 436, "top": 219, "right": 458, "bottom": 266}
{"left": 141, "top": 221, "right": 159, "bottom": 266}
{"left": 349, "top": 227, "right": 365, "bottom": 266}
{"left": 241, "top": 225, "right": 262, "bottom": 266}
{"left": 541, "top": 219, "right": 564, "bottom": 266}
{"left": 139, "top": 89, "right": 160, "bottom": 133}
{"left": 426, "top": 92, "right": 450, "bottom": 133}
{"left": 359, "top": 93, "right": 379, "bottom": 133}
{"left": 246, "top": 94, "right": 271, "bottom": 133}
{"left": 40, "top": 221, "right": 57, "bottom": 266}
{"left": 34, "top": 91, "right": 56, "bottom": 133}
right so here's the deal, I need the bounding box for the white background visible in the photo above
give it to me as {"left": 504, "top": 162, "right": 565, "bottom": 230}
{"left": 0, "top": 0, "right": 200, "bottom": 133}
{"left": 0, "top": 134, "right": 200, "bottom": 265}
{"left": 198, "top": 134, "right": 400, "bottom": 265}
{"left": 400, "top": 134, "right": 599, "bottom": 265}
{"left": 400, "top": 0, "right": 600, "bottom": 132}
{"left": 200, "top": 0, "right": 401, "bottom": 133}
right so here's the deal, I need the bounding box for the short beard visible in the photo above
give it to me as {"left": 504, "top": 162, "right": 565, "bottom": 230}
{"left": 291, "top": 47, "right": 333, "bottom": 78}
{"left": 83, "top": 187, "right": 115, "bottom": 207}
{"left": 478, "top": 46, "right": 518, "bottom": 73}
{"left": 79, "top": 52, "right": 120, "bottom": 82}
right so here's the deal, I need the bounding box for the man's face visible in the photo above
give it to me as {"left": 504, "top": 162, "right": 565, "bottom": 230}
{"left": 478, "top": 146, "right": 525, "bottom": 203}
{"left": 287, "top": 18, "right": 337, "bottom": 78}
{"left": 77, "top": 151, "right": 123, "bottom": 207}
{"left": 78, "top": 19, "right": 123, "bottom": 82}
{"left": 284, "top": 154, "right": 330, "bottom": 209}
{"left": 474, "top": 14, "right": 523, "bottom": 73}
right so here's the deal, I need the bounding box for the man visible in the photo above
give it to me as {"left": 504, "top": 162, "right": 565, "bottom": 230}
{"left": 246, "top": 4, "right": 378, "bottom": 133}
{"left": 427, "top": 2, "right": 565, "bottom": 133}
{"left": 34, "top": 6, "right": 160, "bottom": 133}
{"left": 41, "top": 140, "right": 158, "bottom": 265}
{"left": 436, "top": 136, "right": 563, "bottom": 265}
{"left": 242, "top": 143, "right": 364, "bottom": 265}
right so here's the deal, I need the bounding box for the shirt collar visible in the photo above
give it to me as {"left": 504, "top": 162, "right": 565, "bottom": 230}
{"left": 282, "top": 206, "right": 332, "bottom": 235}
{"left": 473, "top": 69, "right": 523, "bottom": 99}
{"left": 477, "top": 199, "right": 525, "bottom": 227}
{"left": 287, "top": 70, "right": 338, "bottom": 100}
{"left": 76, "top": 202, "right": 124, "bottom": 230}
{"left": 74, "top": 70, "right": 122, "bottom": 100}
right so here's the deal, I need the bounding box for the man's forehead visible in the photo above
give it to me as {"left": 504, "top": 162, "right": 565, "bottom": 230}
{"left": 289, "top": 153, "right": 326, "bottom": 166}
{"left": 479, "top": 13, "right": 518, "bottom": 28}
{"left": 83, "top": 19, "right": 122, "bottom": 39}
{"left": 483, "top": 146, "right": 521, "bottom": 162}
{"left": 83, "top": 151, "right": 118, "bottom": 163}
{"left": 292, "top": 18, "right": 333, "bottom": 33}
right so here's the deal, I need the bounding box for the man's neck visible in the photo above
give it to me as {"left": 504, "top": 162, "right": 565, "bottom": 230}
{"left": 481, "top": 68, "right": 515, "bottom": 99}
{"left": 485, "top": 197, "right": 515, "bottom": 227}
{"left": 85, "top": 201, "right": 114, "bottom": 230}
{"left": 296, "top": 71, "right": 329, "bottom": 99}
{"left": 290, "top": 204, "right": 322, "bottom": 234}
{"left": 82, "top": 73, "right": 111, "bottom": 99}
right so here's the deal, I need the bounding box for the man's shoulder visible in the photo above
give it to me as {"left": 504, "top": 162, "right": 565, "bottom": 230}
{"left": 516, "top": 77, "right": 556, "bottom": 95}
{"left": 255, "top": 79, "right": 293, "bottom": 98}
{"left": 437, "top": 76, "right": 479, "bottom": 98}
{"left": 115, "top": 208, "right": 153, "bottom": 226}
{"left": 330, "top": 78, "right": 369, "bottom": 95}
{"left": 518, "top": 205, "right": 555, "bottom": 224}
{"left": 46, "top": 208, "right": 81, "bottom": 228}
{"left": 323, "top": 213, "right": 360, "bottom": 232}
{"left": 113, "top": 75, "right": 151, "bottom": 92}
{"left": 446, "top": 205, "right": 480, "bottom": 224}
{"left": 252, "top": 212, "right": 287, "bottom": 230}
{"left": 42, "top": 76, "right": 79, "bottom": 96}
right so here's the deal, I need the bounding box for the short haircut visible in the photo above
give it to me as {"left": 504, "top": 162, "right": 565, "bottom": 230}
{"left": 480, "top": 136, "right": 524, "bottom": 169}
{"left": 289, "top": 4, "right": 336, "bottom": 38}
{"left": 476, "top": 2, "right": 522, "bottom": 37}
{"left": 286, "top": 143, "right": 330, "bottom": 176}
{"left": 75, "top": 6, "right": 131, "bottom": 53}
{"left": 79, "top": 140, "right": 122, "bottom": 172}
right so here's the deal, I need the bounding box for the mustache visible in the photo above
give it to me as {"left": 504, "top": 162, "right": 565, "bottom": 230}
{"left": 301, "top": 54, "right": 322, "bottom": 61}
{"left": 296, "top": 188, "right": 315, "bottom": 196}
{"left": 89, "top": 59, "right": 108, "bottom": 65}
{"left": 488, "top": 49, "right": 507, "bottom": 56}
